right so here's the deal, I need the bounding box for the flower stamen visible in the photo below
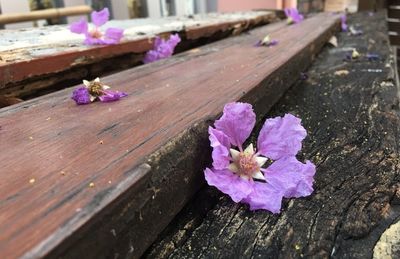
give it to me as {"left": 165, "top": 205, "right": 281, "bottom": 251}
{"left": 229, "top": 144, "right": 267, "bottom": 181}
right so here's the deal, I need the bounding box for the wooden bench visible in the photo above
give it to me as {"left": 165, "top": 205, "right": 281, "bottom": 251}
{"left": 0, "top": 13, "right": 340, "bottom": 258}
{"left": 145, "top": 11, "right": 400, "bottom": 258}
{"left": 0, "top": 11, "right": 276, "bottom": 101}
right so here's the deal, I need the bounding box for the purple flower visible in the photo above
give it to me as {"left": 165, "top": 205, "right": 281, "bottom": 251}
{"left": 71, "top": 87, "right": 91, "bottom": 105}
{"left": 71, "top": 77, "right": 127, "bottom": 105}
{"left": 284, "top": 8, "right": 304, "bottom": 24}
{"left": 367, "top": 53, "right": 380, "bottom": 61}
{"left": 255, "top": 35, "right": 278, "bottom": 47}
{"left": 70, "top": 8, "right": 124, "bottom": 45}
{"left": 341, "top": 14, "right": 348, "bottom": 32}
{"left": 204, "top": 102, "right": 316, "bottom": 213}
{"left": 143, "top": 34, "right": 181, "bottom": 63}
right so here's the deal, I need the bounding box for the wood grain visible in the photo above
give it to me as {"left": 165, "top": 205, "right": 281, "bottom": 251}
{"left": 144, "top": 11, "right": 400, "bottom": 259}
{"left": 0, "top": 13, "right": 340, "bottom": 259}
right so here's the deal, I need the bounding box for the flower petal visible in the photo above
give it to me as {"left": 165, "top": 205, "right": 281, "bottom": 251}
{"left": 243, "top": 182, "right": 283, "bottom": 213}
{"left": 70, "top": 18, "right": 88, "bottom": 34}
{"left": 209, "top": 127, "right": 231, "bottom": 170}
{"left": 71, "top": 87, "right": 91, "bottom": 105}
{"left": 204, "top": 168, "right": 253, "bottom": 203}
{"left": 103, "top": 27, "right": 124, "bottom": 44}
{"left": 167, "top": 33, "right": 181, "bottom": 46}
{"left": 98, "top": 90, "right": 128, "bottom": 102}
{"left": 257, "top": 113, "right": 306, "bottom": 160}
{"left": 91, "top": 8, "right": 110, "bottom": 27}
{"left": 214, "top": 102, "right": 256, "bottom": 148}
{"left": 264, "top": 156, "right": 316, "bottom": 198}
{"left": 143, "top": 50, "right": 159, "bottom": 64}
{"left": 341, "top": 14, "right": 348, "bottom": 32}
{"left": 84, "top": 34, "right": 105, "bottom": 45}
{"left": 143, "top": 34, "right": 181, "bottom": 63}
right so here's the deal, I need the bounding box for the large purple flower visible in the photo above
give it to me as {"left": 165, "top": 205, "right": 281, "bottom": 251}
{"left": 143, "top": 34, "right": 181, "bottom": 63}
{"left": 70, "top": 8, "right": 124, "bottom": 45}
{"left": 284, "top": 8, "right": 304, "bottom": 24}
{"left": 204, "top": 102, "right": 316, "bottom": 213}
{"left": 71, "top": 77, "right": 127, "bottom": 105}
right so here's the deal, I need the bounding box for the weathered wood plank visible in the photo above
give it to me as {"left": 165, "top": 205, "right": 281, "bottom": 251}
{"left": 144, "top": 11, "right": 400, "bottom": 259}
{"left": 0, "top": 13, "right": 340, "bottom": 259}
{"left": 0, "top": 11, "right": 275, "bottom": 97}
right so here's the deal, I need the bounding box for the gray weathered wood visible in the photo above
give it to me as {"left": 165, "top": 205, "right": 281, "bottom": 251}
{"left": 144, "top": 11, "right": 400, "bottom": 259}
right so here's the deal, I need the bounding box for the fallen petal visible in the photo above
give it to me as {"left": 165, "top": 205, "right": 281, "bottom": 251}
{"left": 204, "top": 168, "right": 253, "bottom": 203}
{"left": 91, "top": 8, "right": 110, "bottom": 27}
{"left": 257, "top": 113, "right": 307, "bottom": 160}
{"left": 70, "top": 18, "right": 88, "bottom": 34}
{"left": 264, "top": 157, "right": 316, "bottom": 198}
{"left": 215, "top": 102, "right": 256, "bottom": 149}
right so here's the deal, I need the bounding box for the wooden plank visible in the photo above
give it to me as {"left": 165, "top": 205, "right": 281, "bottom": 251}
{"left": 388, "top": 8, "right": 400, "bottom": 18}
{"left": 144, "top": 11, "right": 400, "bottom": 259}
{"left": 0, "top": 13, "right": 340, "bottom": 259}
{"left": 0, "top": 11, "right": 275, "bottom": 97}
{"left": 0, "top": 5, "right": 92, "bottom": 24}
{"left": 388, "top": 21, "right": 400, "bottom": 32}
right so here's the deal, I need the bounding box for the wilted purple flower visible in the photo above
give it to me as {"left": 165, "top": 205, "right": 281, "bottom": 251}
{"left": 71, "top": 87, "right": 91, "bottom": 105}
{"left": 204, "top": 102, "right": 316, "bottom": 213}
{"left": 341, "top": 14, "right": 348, "bottom": 32}
{"left": 71, "top": 77, "right": 127, "bottom": 105}
{"left": 143, "top": 34, "right": 181, "bottom": 63}
{"left": 255, "top": 35, "right": 278, "bottom": 47}
{"left": 284, "top": 8, "right": 304, "bottom": 24}
{"left": 70, "top": 8, "right": 124, "bottom": 45}
{"left": 366, "top": 53, "right": 380, "bottom": 61}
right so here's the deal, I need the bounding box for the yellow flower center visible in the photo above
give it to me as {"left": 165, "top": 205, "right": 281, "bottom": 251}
{"left": 228, "top": 144, "right": 268, "bottom": 181}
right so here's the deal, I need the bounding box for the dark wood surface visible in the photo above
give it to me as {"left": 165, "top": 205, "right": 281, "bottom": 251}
{"left": 0, "top": 14, "right": 340, "bottom": 259}
{"left": 0, "top": 12, "right": 275, "bottom": 99}
{"left": 145, "top": 11, "right": 400, "bottom": 259}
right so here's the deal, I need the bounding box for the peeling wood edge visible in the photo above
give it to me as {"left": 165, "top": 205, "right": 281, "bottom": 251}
{"left": 0, "top": 12, "right": 275, "bottom": 88}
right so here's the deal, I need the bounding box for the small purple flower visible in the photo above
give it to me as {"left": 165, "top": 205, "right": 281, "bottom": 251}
{"left": 70, "top": 8, "right": 124, "bottom": 45}
{"left": 341, "top": 14, "right": 348, "bottom": 32}
{"left": 204, "top": 102, "right": 316, "bottom": 213}
{"left": 71, "top": 77, "right": 127, "bottom": 105}
{"left": 143, "top": 34, "right": 181, "bottom": 63}
{"left": 367, "top": 53, "right": 380, "bottom": 61}
{"left": 255, "top": 35, "right": 278, "bottom": 47}
{"left": 284, "top": 8, "right": 304, "bottom": 24}
{"left": 71, "top": 87, "right": 91, "bottom": 105}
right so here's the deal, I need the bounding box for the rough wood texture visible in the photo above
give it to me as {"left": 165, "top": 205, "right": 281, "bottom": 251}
{"left": 0, "top": 11, "right": 276, "bottom": 99}
{"left": 145, "top": 11, "right": 400, "bottom": 259}
{"left": 0, "top": 14, "right": 340, "bottom": 259}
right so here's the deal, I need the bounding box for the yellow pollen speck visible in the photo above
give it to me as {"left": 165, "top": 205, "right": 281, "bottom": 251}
{"left": 29, "top": 178, "right": 35, "bottom": 184}
{"left": 89, "top": 182, "right": 95, "bottom": 188}
{"left": 295, "top": 244, "right": 301, "bottom": 250}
